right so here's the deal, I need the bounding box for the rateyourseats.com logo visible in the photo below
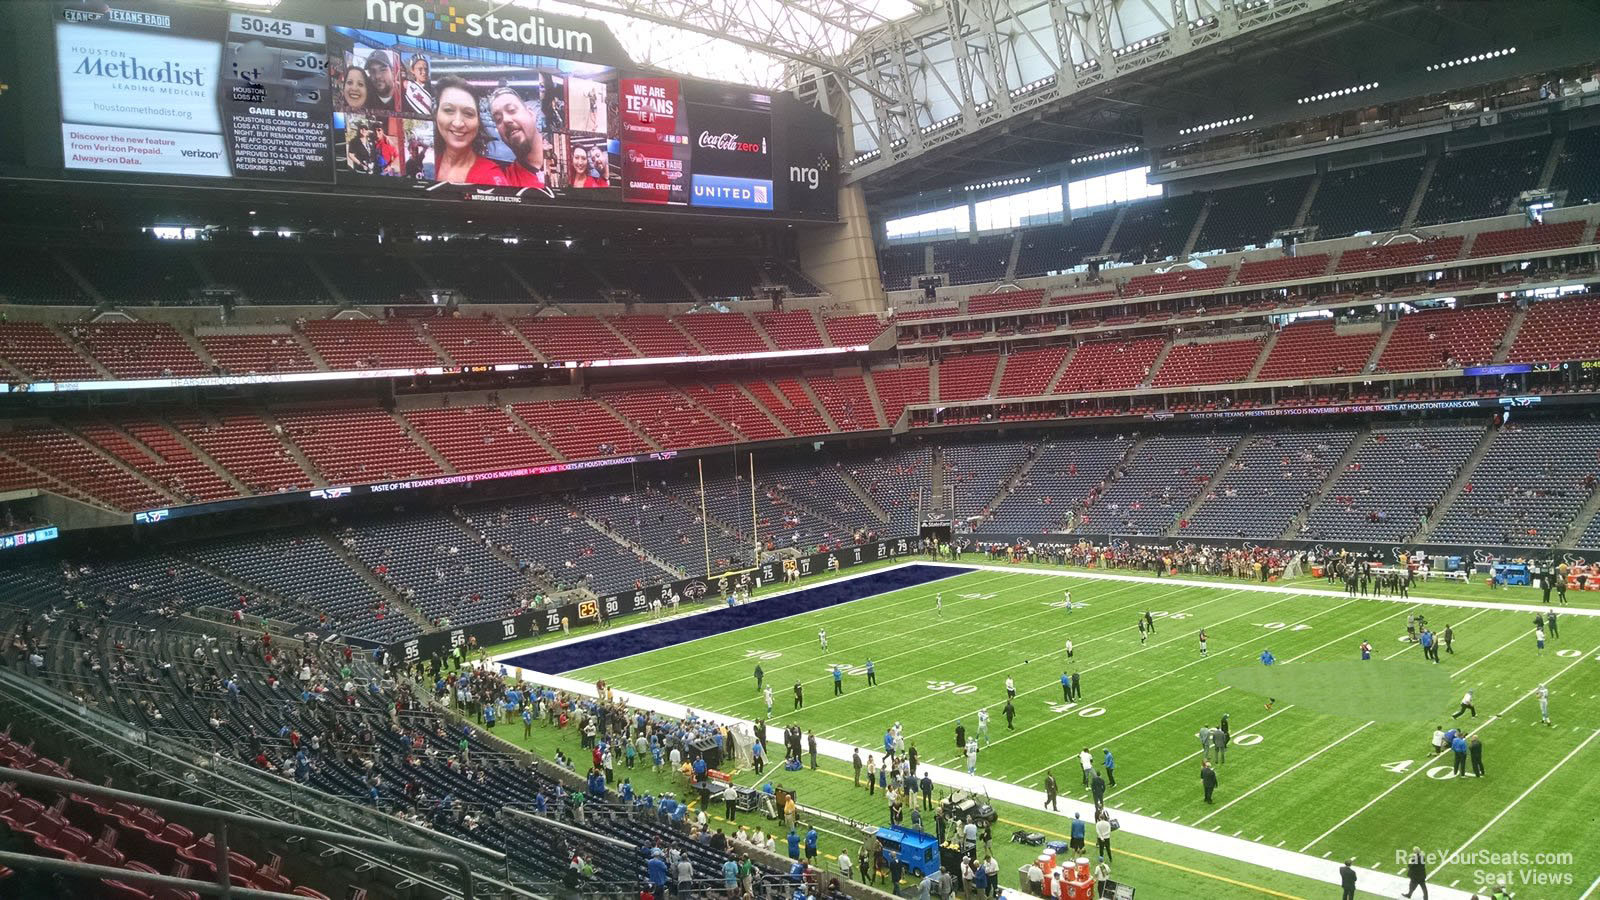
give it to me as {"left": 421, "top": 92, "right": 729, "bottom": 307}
{"left": 364, "top": 0, "right": 595, "bottom": 55}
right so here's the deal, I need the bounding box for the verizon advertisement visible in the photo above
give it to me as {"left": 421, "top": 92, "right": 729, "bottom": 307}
{"left": 53, "top": 2, "right": 331, "bottom": 180}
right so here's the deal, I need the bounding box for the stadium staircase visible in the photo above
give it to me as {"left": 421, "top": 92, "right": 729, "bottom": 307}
{"left": 811, "top": 309, "right": 834, "bottom": 348}
{"left": 592, "top": 397, "right": 665, "bottom": 451}
{"left": 176, "top": 328, "right": 220, "bottom": 370}
{"left": 301, "top": 256, "right": 345, "bottom": 304}
{"left": 47, "top": 323, "right": 116, "bottom": 379}
{"left": 503, "top": 404, "right": 570, "bottom": 461}
{"left": 1245, "top": 330, "right": 1279, "bottom": 381}
{"left": 412, "top": 322, "right": 456, "bottom": 365}
{"left": 257, "top": 410, "right": 327, "bottom": 486}
{"left": 978, "top": 443, "right": 1046, "bottom": 526}
{"left": 792, "top": 378, "right": 839, "bottom": 432}
{"left": 600, "top": 318, "right": 645, "bottom": 356}
{"left": 1280, "top": 425, "right": 1372, "bottom": 539}
{"left": 68, "top": 426, "right": 187, "bottom": 506}
{"left": 502, "top": 260, "right": 545, "bottom": 303}
{"left": 1556, "top": 485, "right": 1600, "bottom": 548}
{"left": 1292, "top": 172, "right": 1322, "bottom": 228}
{"left": 317, "top": 531, "right": 436, "bottom": 633}
{"left": 1401, "top": 154, "right": 1439, "bottom": 228}
{"left": 1139, "top": 341, "right": 1175, "bottom": 388}
{"left": 862, "top": 371, "right": 890, "bottom": 427}
{"left": 1181, "top": 194, "right": 1213, "bottom": 259}
{"left": 1096, "top": 207, "right": 1127, "bottom": 256}
{"left": 51, "top": 250, "right": 106, "bottom": 305}
{"left": 1535, "top": 134, "right": 1566, "bottom": 194}
{"left": 570, "top": 498, "right": 689, "bottom": 578}
{"left": 1490, "top": 306, "right": 1531, "bottom": 363}
{"left": 928, "top": 358, "right": 942, "bottom": 402}
{"left": 1361, "top": 319, "right": 1399, "bottom": 374}
{"left": 1413, "top": 427, "right": 1499, "bottom": 541}
{"left": 389, "top": 409, "right": 456, "bottom": 473}
{"left": 1004, "top": 234, "right": 1022, "bottom": 282}
{"left": 986, "top": 354, "right": 1008, "bottom": 398}
{"left": 1044, "top": 346, "right": 1080, "bottom": 394}
{"left": 746, "top": 315, "right": 780, "bottom": 351}
{"left": 1166, "top": 434, "right": 1250, "bottom": 537}
{"left": 288, "top": 329, "right": 333, "bottom": 370}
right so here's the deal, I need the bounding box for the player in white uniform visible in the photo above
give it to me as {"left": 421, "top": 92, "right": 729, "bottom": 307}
{"left": 1537, "top": 683, "right": 1551, "bottom": 725}
{"left": 819, "top": 628, "right": 828, "bottom": 650}
{"left": 1064, "top": 590, "right": 1073, "bottom": 613}
{"left": 936, "top": 592, "right": 943, "bottom": 615}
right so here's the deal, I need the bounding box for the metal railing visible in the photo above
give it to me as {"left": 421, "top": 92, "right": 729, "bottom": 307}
{"left": 0, "top": 765, "right": 477, "bottom": 899}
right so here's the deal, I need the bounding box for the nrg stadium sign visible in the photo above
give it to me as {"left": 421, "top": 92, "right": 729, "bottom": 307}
{"left": 364, "top": 0, "right": 596, "bottom": 56}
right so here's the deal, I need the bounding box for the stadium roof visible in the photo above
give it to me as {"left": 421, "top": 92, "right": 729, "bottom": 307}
{"left": 518, "top": 0, "right": 924, "bottom": 89}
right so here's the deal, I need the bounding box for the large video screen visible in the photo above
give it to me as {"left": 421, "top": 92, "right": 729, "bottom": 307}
{"left": 40, "top": 0, "right": 836, "bottom": 220}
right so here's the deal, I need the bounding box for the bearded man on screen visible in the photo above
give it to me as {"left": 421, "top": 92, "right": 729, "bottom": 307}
{"left": 489, "top": 87, "right": 551, "bottom": 191}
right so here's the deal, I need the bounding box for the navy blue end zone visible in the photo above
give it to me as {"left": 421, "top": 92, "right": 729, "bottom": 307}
{"left": 505, "top": 564, "right": 972, "bottom": 674}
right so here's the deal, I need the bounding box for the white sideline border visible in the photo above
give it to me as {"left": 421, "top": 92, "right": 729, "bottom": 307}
{"left": 485, "top": 559, "right": 1600, "bottom": 900}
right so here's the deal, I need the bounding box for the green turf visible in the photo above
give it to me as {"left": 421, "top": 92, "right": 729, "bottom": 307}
{"left": 524, "top": 567, "right": 1600, "bottom": 898}
{"left": 1217, "top": 659, "right": 1455, "bottom": 722}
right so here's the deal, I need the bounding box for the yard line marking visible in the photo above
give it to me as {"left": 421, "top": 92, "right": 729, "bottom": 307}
{"left": 1016, "top": 601, "right": 1418, "bottom": 782}
{"left": 1105, "top": 705, "right": 1295, "bottom": 800}
{"left": 916, "top": 587, "right": 1314, "bottom": 754}
{"left": 1578, "top": 873, "right": 1600, "bottom": 900}
{"left": 1437, "top": 728, "right": 1600, "bottom": 873}
{"left": 1192, "top": 722, "right": 1373, "bottom": 825}
{"left": 820, "top": 583, "right": 1233, "bottom": 733}
{"left": 1298, "top": 639, "right": 1600, "bottom": 852}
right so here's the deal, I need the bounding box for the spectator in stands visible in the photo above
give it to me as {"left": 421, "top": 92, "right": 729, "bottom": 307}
{"left": 433, "top": 77, "right": 508, "bottom": 186}
{"left": 489, "top": 87, "right": 553, "bottom": 191}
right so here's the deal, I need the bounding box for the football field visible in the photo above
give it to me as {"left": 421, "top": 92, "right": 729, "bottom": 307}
{"left": 513, "top": 564, "right": 1600, "bottom": 898}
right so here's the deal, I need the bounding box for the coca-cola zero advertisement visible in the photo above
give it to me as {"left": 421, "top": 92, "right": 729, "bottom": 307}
{"left": 686, "top": 101, "right": 771, "bottom": 180}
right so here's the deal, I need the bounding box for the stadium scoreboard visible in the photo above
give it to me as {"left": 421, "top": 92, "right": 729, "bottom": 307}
{"left": 9, "top": 0, "right": 840, "bottom": 221}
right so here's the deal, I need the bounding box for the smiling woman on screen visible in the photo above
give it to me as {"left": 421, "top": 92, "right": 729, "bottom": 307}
{"left": 431, "top": 76, "right": 508, "bottom": 186}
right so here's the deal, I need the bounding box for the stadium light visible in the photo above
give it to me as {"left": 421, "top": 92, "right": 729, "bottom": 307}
{"left": 1295, "top": 82, "right": 1379, "bottom": 105}
{"left": 1178, "top": 114, "right": 1255, "bottom": 136}
{"left": 1425, "top": 47, "right": 1515, "bottom": 72}
{"left": 1071, "top": 145, "right": 1140, "bottom": 165}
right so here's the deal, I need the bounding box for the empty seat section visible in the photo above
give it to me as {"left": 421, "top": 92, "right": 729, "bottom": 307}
{"left": 984, "top": 436, "right": 1131, "bottom": 533}
{"left": 608, "top": 316, "right": 698, "bottom": 357}
{"left": 78, "top": 323, "right": 207, "bottom": 378}
{"left": 79, "top": 423, "right": 238, "bottom": 503}
{"left": 169, "top": 415, "right": 312, "bottom": 494}
{"left": 1468, "top": 220, "right": 1587, "bottom": 258}
{"left": 207, "top": 251, "right": 326, "bottom": 304}
{"left": 823, "top": 314, "right": 886, "bottom": 347}
{"left": 1014, "top": 211, "right": 1118, "bottom": 278}
{"left": 878, "top": 245, "right": 926, "bottom": 292}
{"left": 840, "top": 444, "right": 931, "bottom": 533}
{"left": 807, "top": 374, "right": 879, "bottom": 430}
{"left": 66, "top": 247, "right": 203, "bottom": 304}
{"left": 504, "top": 257, "right": 606, "bottom": 301}
{"left": 603, "top": 263, "right": 692, "bottom": 301}
{"left": 513, "top": 398, "right": 647, "bottom": 459}
{"left": 743, "top": 380, "right": 828, "bottom": 437}
{"left": 417, "top": 255, "right": 526, "bottom": 302}
{"left": 1121, "top": 266, "right": 1231, "bottom": 297}
{"left": 1550, "top": 125, "right": 1600, "bottom": 206}
{"left": 1507, "top": 296, "right": 1600, "bottom": 363}
{"left": 1055, "top": 338, "right": 1163, "bottom": 393}
{"left": 1415, "top": 136, "right": 1550, "bottom": 226}
{"left": 0, "top": 425, "right": 172, "bottom": 510}
{"left": 1430, "top": 422, "right": 1600, "bottom": 547}
{"left": 679, "top": 257, "right": 762, "bottom": 300}
{"left": 0, "top": 323, "right": 101, "bottom": 382}
{"left": 940, "top": 439, "right": 1033, "bottom": 524}
{"left": 514, "top": 316, "right": 632, "bottom": 361}
{"left": 931, "top": 235, "right": 1012, "bottom": 285}
{"left": 1152, "top": 338, "right": 1263, "bottom": 387}
{"left": 869, "top": 367, "right": 930, "bottom": 424}
{"left": 314, "top": 253, "right": 423, "bottom": 303}
{"left": 1183, "top": 431, "right": 1356, "bottom": 539}
{"left": 935, "top": 352, "right": 999, "bottom": 402}
{"left": 1335, "top": 236, "right": 1464, "bottom": 274}
{"left": 1108, "top": 194, "right": 1205, "bottom": 264}
{"left": 755, "top": 311, "right": 825, "bottom": 350}
{"left": 417, "top": 316, "right": 535, "bottom": 366}
{"left": 0, "top": 254, "right": 89, "bottom": 303}
{"left": 1235, "top": 253, "right": 1330, "bottom": 285}
{"left": 1302, "top": 427, "right": 1482, "bottom": 542}
{"left": 673, "top": 314, "right": 769, "bottom": 354}
{"left": 600, "top": 386, "right": 736, "bottom": 449}
{"left": 403, "top": 406, "right": 556, "bottom": 473}
{"left": 968, "top": 290, "right": 1046, "bottom": 315}
{"left": 300, "top": 319, "right": 442, "bottom": 370}
{"left": 276, "top": 408, "right": 441, "bottom": 484}
{"left": 1080, "top": 434, "right": 1233, "bottom": 535}
{"left": 679, "top": 383, "right": 786, "bottom": 441}
{"left": 893, "top": 306, "right": 957, "bottom": 321}
{"left": 1376, "top": 304, "right": 1513, "bottom": 373}
{"left": 1256, "top": 320, "right": 1378, "bottom": 380}
{"left": 1305, "top": 157, "right": 1424, "bottom": 238}
{"left": 1194, "top": 176, "right": 1312, "bottom": 252}
{"left": 996, "top": 345, "right": 1070, "bottom": 397}
{"left": 199, "top": 333, "right": 316, "bottom": 374}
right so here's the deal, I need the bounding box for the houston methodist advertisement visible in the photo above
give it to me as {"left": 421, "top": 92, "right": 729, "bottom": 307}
{"left": 41, "top": 0, "right": 838, "bottom": 220}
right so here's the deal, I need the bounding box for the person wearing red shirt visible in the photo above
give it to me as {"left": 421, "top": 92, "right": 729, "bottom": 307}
{"left": 432, "top": 77, "right": 509, "bottom": 186}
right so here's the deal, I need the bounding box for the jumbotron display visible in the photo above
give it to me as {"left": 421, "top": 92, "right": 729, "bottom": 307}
{"left": 38, "top": 0, "right": 839, "bottom": 219}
